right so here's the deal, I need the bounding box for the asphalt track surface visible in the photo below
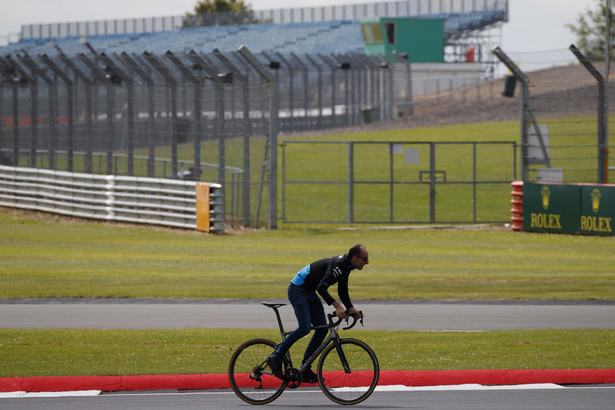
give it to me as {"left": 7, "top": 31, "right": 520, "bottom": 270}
{"left": 1, "top": 298, "right": 614, "bottom": 396}
{"left": 1, "top": 298, "right": 614, "bottom": 330}
{"left": 3, "top": 385, "right": 615, "bottom": 410}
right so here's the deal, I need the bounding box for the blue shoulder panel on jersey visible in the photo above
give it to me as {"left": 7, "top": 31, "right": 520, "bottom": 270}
{"left": 290, "top": 264, "right": 311, "bottom": 286}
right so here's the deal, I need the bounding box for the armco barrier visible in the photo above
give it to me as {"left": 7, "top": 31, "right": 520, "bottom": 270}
{"left": 0, "top": 165, "right": 224, "bottom": 233}
{"left": 521, "top": 181, "right": 614, "bottom": 235}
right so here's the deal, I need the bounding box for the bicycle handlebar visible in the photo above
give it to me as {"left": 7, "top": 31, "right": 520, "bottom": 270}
{"left": 327, "top": 310, "right": 364, "bottom": 330}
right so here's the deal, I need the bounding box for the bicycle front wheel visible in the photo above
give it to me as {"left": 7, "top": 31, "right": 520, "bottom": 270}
{"left": 317, "top": 338, "right": 379, "bottom": 405}
{"left": 228, "top": 338, "right": 287, "bottom": 405}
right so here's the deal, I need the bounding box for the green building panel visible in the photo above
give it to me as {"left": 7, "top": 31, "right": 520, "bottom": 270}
{"left": 360, "top": 17, "right": 444, "bottom": 62}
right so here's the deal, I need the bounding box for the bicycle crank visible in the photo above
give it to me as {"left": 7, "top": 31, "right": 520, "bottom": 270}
{"left": 284, "top": 367, "right": 303, "bottom": 389}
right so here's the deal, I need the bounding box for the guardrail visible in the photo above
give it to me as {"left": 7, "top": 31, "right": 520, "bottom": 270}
{"left": 0, "top": 165, "right": 224, "bottom": 233}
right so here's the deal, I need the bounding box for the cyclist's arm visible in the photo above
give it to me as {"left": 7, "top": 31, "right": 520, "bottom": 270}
{"left": 316, "top": 263, "right": 339, "bottom": 305}
{"left": 316, "top": 280, "right": 335, "bottom": 305}
{"left": 338, "top": 277, "right": 363, "bottom": 319}
{"left": 316, "top": 262, "right": 353, "bottom": 316}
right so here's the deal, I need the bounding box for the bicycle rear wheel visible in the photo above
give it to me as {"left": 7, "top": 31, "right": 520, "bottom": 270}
{"left": 228, "top": 338, "right": 287, "bottom": 405}
{"left": 317, "top": 338, "right": 379, "bottom": 405}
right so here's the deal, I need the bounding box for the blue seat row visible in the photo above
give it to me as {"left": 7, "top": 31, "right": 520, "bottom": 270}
{"left": 0, "top": 9, "right": 505, "bottom": 57}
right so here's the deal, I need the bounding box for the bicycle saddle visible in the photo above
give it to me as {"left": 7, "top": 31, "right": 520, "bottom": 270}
{"left": 262, "top": 302, "right": 287, "bottom": 309}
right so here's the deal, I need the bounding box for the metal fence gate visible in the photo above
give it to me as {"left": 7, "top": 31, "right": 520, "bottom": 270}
{"left": 281, "top": 140, "right": 517, "bottom": 224}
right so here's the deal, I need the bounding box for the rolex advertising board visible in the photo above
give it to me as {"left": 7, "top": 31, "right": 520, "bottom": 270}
{"left": 580, "top": 185, "right": 614, "bottom": 235}
{"left": 522, "top": 182, "right": 615, "bottom": 236}
{"left": 523, "top": 183, "right": 580, "bottom": 234}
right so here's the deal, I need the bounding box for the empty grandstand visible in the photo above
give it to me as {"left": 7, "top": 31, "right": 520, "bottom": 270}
{"left": 5, "top": 0, "right": 507, "bottom": 63}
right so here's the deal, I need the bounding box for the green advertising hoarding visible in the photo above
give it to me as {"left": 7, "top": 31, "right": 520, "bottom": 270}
{"left": 523, "top": 182, "right": 615, "bottom": 235}
{"left": 580, "top": 185, "right": 615, "bottom": 235}
{"left": 523, "top": 183, "right": 581, "bottom": 234}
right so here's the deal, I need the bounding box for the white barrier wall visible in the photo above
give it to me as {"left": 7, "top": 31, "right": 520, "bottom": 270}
{"left": 0, "top": 166, "right": 224, "bottom": 232}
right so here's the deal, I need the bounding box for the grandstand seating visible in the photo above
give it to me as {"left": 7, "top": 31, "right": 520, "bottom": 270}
{"left": 0, "top": 9, "right": 506, "bottom": 57}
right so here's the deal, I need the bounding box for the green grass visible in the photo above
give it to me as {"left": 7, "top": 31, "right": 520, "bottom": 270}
{"left": 0, "top": 211, "right": 614, "bottom": 300}
{"left": 2, "top": 210, "right": 613, "bottom": 378}
{"left": 2, "top": 115, "right": 614, "bottom": 379}
{"left": 1, "top": 329, "right": 613, "bottom": 377}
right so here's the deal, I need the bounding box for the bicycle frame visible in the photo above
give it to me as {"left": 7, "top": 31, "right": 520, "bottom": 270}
{"left": 271, "top": 304, "right": 353, "bottom": 375}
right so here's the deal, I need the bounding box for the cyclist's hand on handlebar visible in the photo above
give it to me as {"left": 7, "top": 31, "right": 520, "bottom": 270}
{"left": 335, "top": 304, "right": 347, "bottom": 319}
{"left": 348, "top": 307, "right": 363, "bottom": 319}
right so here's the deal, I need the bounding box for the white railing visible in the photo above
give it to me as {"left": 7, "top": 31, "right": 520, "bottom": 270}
{"left": 0, "top": 165, "right": 224, "bottom": 232}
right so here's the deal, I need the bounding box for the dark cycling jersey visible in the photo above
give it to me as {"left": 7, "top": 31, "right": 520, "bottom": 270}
{"left": 290, "top": 254, "right": 355, "bottom": 308}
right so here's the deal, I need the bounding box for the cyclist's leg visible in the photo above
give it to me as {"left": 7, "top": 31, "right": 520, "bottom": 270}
{"left": 270, "top": 283, "right": 312, "bottom": 361}
{"left": 302, "top": 294, "right": 327, "bottom": 364}
{"left": 300, "top": 295, "right": 327, "bottom": 383}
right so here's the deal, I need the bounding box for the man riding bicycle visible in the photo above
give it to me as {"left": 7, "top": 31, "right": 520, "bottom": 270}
{"left": 267, "top": 244, "right": 369, "bottom": 383}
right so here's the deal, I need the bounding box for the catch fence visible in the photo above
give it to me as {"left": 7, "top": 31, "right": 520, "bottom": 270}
{"left": 0, "top": 47, "right": 413, "bottom": 227}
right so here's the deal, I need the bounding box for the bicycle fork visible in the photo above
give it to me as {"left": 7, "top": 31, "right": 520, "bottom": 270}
{"left": 333, "top": 339, "right": 352, "bottom": 373}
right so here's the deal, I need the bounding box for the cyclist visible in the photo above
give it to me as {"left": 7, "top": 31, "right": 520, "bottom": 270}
{"left": 267, "top": 244, "right": 369, "bottom": 384}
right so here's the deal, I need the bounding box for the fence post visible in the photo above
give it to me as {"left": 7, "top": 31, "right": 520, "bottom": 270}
{"left": 305, "top": 54, "right": 323, "bottom": 129}
{"left": 277, "top": 53, "right": 295, "bottom": 131}
{"left": 492, "top": 46, "right": 550, "bottom": 181}
{"left": 0, "top": 56, "right": 32, "bottom": 168}
{"left": 20, "top": 54, "right": 59, "bottom": 170}
{"left": 429, "top": 142, "right": 436, "bottom": 223}
{"left": 213, "top": 48, "right": 252, "bottom": 226}
{"left": 319, "top": 54, "right": 338, "bottom": 128}
{"left": 569, "top": 44, "right": 608, "bottom": 184}
{"left": 78, "top": 53, "right": 117, "bottom": 175}
{"left": 59, "top": 51, "right": 94, "bottom": 174}
{"left": 41, "top": 54, "right": 75, "bottom": 172}
{"left": 238, "top": 46, "right": 279, "bottom": 229}
{"left": 99, "top": 52, "right": 135, "bottom": 176}
{"left": 187, "top": 51, "right": 229, "bottom": 217}
{"left": 348, "top": 141, "right": 354, "bottom": 223}
{"left": 290, "top": 53, "right": 309, "bottom": 131}
{"left": 166, "top": 51, "right": 203, "bottom": 181}
{"left": 118, "top": 52, "right": 156, "bottom": 178}
{"left": 143, "top": 52, "right": 179, "bottom": 178}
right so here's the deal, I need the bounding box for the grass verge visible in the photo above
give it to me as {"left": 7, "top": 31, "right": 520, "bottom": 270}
{"left": 1, "top": 329, "right": 613, "bottom": 378}
{"left": 1, "top": 211, "right": 614, "bottom": 300}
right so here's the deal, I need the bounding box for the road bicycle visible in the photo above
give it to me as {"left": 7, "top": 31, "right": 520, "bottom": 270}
{"left": 228, "top": 302, "right": 379, "bottom": 405}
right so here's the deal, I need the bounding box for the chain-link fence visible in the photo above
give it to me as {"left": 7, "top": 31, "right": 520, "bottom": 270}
{"left": 0, "top": 47, "right": 415, "bottom": 227}
{"left": 281, "top": 140, "right": 517, "bottom": 224}
{"left": 402, "top": 56, "right": 615, "bottom": 186}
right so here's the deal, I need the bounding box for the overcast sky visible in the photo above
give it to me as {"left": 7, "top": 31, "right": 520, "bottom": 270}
{"left": 0, "top": 0, "right": 600, "bottom": 72}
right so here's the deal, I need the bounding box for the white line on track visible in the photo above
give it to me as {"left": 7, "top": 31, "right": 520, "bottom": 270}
{"left": 0, "top": 384, "right": 569, "bottom": 399}
{"left": 0, "top": 390, "right": 101, "bottom": 399}
{"left": 374, "top": 383, "right": 566, "bottom": 391}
